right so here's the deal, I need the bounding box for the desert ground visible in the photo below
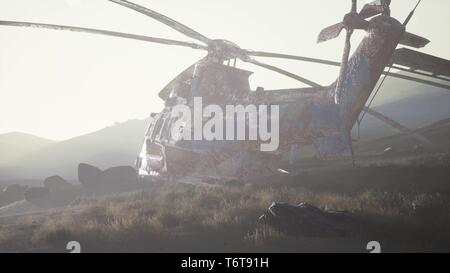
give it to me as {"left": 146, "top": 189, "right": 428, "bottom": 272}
{"left": 1, "top": 120, "right": 450, "bottom": 253}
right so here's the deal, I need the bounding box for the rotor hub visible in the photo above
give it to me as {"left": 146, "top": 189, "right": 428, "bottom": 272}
{"left": 209, "top": 39, "right": 243, "bottom": 60}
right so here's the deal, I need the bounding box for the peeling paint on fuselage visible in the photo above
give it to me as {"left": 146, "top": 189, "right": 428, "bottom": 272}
{"left": 138, "top": 15, "right": 406, "bottom": 178}
{"left": 339, "top": 15, "right": 405, "bottom": 129}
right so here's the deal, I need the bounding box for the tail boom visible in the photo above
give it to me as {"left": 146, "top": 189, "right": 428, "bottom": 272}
{"left": 336, "top": 15, "right": 405, "bottom": 129}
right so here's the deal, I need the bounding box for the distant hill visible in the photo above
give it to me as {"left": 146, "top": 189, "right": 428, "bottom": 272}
{"left": 356, "top": 83, "right": 450, "bottom": 140}
{"left": 0, "top": 118, "right": 151, "bottom": 180}
{"left": 369, "top": 72, "right": 449, "bottom": 106}
{"left": 0, "top": 132, "right": 55, "bottom": 166}
{"left": 356, "top": 118, "right": 450, "bottom": 155}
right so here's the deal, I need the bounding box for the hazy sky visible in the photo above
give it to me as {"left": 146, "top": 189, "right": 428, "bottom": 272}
{"left": 0, "top": 0, "right": 449, "bottom": 140}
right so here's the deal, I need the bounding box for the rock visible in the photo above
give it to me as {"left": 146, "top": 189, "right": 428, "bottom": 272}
{"left": 44, "top": 175, "right": 72, "bottom": 192}
{"left": 259, "top": 202, "right": 359, "bottom": 237}
{"left": 0, "top": 184, "right": 28, "bottom": 207}
{"left": 78, "top": 163, "right": 103, "bottom": 188}
{"left": 24, "top": 187, "right": 49, "bottom": 202}
{"left": 103, "top": 166, "right": 138, "bottom": 186}
{"left": 78, "top": 163, "right": 138, "bottom": 189}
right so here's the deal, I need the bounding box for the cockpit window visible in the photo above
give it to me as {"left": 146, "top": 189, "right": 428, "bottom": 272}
{"left": 150, "top": 117, "right": 164, "bottom": 141}
{"left": 146, "top": 140, "right": 163, "bottom": 156}
{"left": 160, "top": 117, "right": 172, "bottom": 141}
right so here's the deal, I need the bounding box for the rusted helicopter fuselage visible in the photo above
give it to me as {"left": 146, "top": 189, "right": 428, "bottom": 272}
{"left": 137, "top": 15, "right": 406, "bottom": 179}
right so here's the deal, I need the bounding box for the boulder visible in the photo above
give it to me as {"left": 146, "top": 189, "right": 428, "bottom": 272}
{"left": 259, "top": 202, "right": 359, "bottom": 237}
{"left": 0, "top": 184, "right": 28, "bottom": 207}
{"left": 78, "top": 163, "right": 103, "bottom": 188}
{"left": 78, "top": 163, "right": 138, "bottom": 189}
{"left": 103, "top": 166, "right": 138, "bottom": 186}
{"left": 24, "top": 187, "right": 49, "bottom": 202}
{"left": 44, "top": 175, "right": 72, "bottom": 192}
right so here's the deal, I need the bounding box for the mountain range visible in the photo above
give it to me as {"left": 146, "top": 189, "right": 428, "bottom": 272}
{"left": 0, "top": 132, "right": 55, "bottom": 166}
{"left": 357, "top": 85, "right": 450, "bottom": 140}
{"left": 0, "top": 118, "right": 151, "bottom": 180}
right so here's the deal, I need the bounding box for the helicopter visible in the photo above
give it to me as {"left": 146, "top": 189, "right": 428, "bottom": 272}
{"left": 1, "top": 0, "right": 449, "bottom": 180}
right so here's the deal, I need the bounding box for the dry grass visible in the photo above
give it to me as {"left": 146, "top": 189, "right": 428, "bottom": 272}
{"left": 1, "top": 153, "right": 450, "bottom": 252}
{"left": 22, "top": 175, "right": 450, "bottom": 252}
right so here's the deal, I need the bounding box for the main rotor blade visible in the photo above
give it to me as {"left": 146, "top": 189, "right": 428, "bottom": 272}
{"left": 242, "top": 57, "right": 322, "bottom": 88}
{"left": 245, "top": 50, "right": 450, "bottom": 90}
{"left": 385, "top": 71, "right": 450, "bottom": 90}
{"left": 0, "top": 20, "right": 208, "bottom": 50}
{"left": 363, "top": 107, "right": 433, "bottom": 147}
{"left": 243, "top": 50, "right": 341, "bottom": 66}
{"left": 109, "top": 0, "right": 212, "bottom": 46}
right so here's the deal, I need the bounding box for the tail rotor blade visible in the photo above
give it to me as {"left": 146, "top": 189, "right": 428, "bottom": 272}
{"left": 317, "top": 22, "right": 345, "bottom": 43}
{"left": 241, "top": 57, "right": 322, "bottom": 88}
{"left": 359, "top": 5, "right": 383, "bottom": 19}
{"left": 317, "top": 0, "right": 359, "bottom": 44}
{"left": 351, "top": 0, "right": 358, "bottom": 13}
{"left": 359, "top": 0, "right": 391, "bottom": 19}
